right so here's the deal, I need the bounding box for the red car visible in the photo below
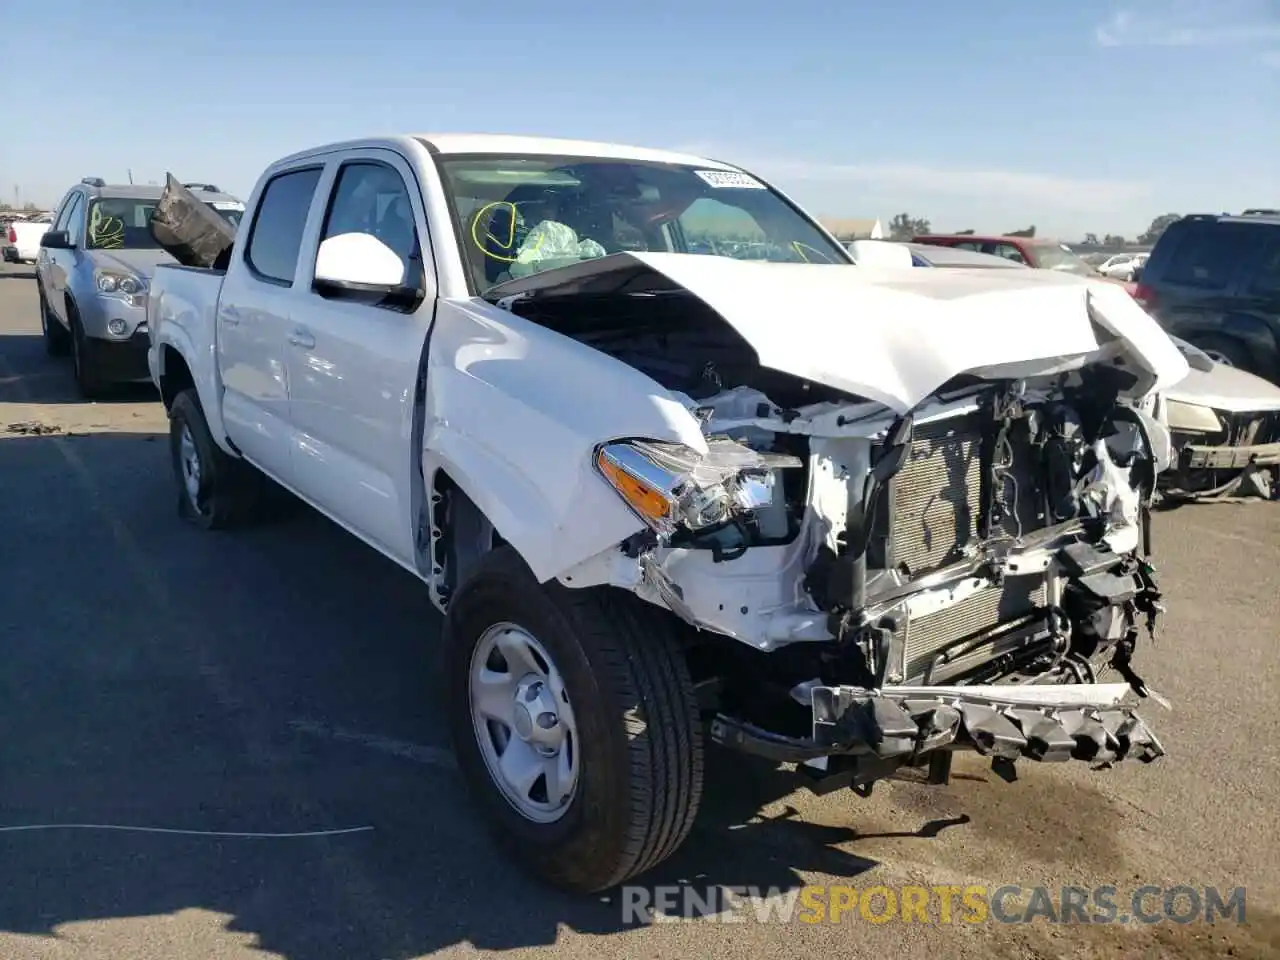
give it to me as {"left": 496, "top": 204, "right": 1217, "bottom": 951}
{"left": 911, "top": 234, "right": 1139, "bottom": 295}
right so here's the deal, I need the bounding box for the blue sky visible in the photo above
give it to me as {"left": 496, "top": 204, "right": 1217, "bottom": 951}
{"left": 6, "top": 0, "right": 1278, "bottom": 239}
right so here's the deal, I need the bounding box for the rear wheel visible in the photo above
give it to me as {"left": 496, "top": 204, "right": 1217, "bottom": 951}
{"left": 39, "top": 286, "right": 70, "bottom": 357}
{"left": 168, "top": 388, "right": 264, "bottom": 529}
{"left": 445, "top": 546, "right": 704, "bottom": 893}
{"left": 1193, "top": 335, "right": 1255, "bottom": 373}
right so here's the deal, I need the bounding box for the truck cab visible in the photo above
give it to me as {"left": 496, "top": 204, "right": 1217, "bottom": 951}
{"left": 147, "top": 134, "right": 1188, "bottom": 894}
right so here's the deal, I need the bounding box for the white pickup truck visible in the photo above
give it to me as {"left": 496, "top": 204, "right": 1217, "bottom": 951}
{"left": 147, "top": 133, "right": 1189, "bottom": 893}
{"left": 4, "top": 215, "right": 50, "bottom": 263}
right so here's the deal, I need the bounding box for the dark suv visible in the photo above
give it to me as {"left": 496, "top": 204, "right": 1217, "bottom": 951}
{"left": 1134, "top": 212, "right": 1280, "bottom": 385}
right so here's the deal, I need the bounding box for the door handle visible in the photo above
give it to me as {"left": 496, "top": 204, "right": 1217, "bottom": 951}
{"left": 288, "top": 327, "right": 316, "bottom": 349}
{"left": 221, "top": 306, "right": 241, "bottom": 326}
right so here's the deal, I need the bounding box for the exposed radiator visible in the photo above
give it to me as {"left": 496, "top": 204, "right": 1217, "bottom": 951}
{"left": 888, "top": 415, "right": 983, "bottom": 576}
{"left": 886, "top": 411, "right": 1047, "bottom": 577}
{"left": 880, "top": 408, "right": 1053, "bottom": 683}
{"left": 901, "top": 576, "right": 1049, "bottom": 683}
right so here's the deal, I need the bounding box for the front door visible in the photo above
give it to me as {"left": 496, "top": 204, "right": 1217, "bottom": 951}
{"left": 215, "top": 165, "right": 326, "bottom": 486}
{"left": 283, "top": 151, "right": 438, "bottom": 564}
{"left": 39, "top": 192, "right": 84, "bottom": 326}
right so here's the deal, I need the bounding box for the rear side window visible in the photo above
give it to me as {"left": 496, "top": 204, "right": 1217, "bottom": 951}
{"left": 245, "top": 167, "right": 323, "bottom": 285}
{"left": 1160, "top": 222, "right": 1249, "bottom": 291}
{"left": 1245, "top": 238, "right": 1280, "bottom": 298}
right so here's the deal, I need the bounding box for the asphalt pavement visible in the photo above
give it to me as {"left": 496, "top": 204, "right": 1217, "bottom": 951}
{"left": 1, "top": 260, "right": 1277, "bottom": 959}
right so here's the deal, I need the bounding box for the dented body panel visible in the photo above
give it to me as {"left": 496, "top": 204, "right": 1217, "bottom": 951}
{"left": 491, "top": 251, "right": 1189, "bottom": 415}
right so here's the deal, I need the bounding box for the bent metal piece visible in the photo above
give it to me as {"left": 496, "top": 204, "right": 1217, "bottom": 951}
{"left": 148, "top": 173, "right": 236, "bottom": 270}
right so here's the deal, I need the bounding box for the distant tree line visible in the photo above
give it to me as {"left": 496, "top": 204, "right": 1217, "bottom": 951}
{"left": 871, "top": 212, "right": 1184, "bottom": 248}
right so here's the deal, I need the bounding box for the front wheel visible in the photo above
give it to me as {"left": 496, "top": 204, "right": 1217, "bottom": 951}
{"left": 39, "top": 286, "right": 70, "bottom": 356}
{"left": 445, "top": 547, "right": 704, "bottom": 893}
{"left": 68, "top": 304, "right": 108, "bottom": 398}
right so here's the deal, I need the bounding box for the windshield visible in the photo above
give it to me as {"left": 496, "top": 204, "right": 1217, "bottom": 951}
{"left": 1033, "top": 241, "right": 1098, "bottom": 277}
{"left": 85, "top": 197, "right": 243, "bottom": 249}
{"left": 435, "top": 154, "right": 850, "bottom": 294}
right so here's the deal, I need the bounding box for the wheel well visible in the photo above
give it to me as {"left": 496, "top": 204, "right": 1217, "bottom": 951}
{"left": 430, "top": 471, "right": 505, "bottom": 609}
{"left": 159, "top": 346, "right": 195, "bottom": 411}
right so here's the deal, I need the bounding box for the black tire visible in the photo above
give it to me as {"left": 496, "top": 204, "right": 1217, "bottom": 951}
{"left": 68, "top": 301, "right": 108, "bottom": 398}
{"left": 445, "top": 546, "right": 704, "bottom": 893}
{"left": 1192, "top": 335, "right": 1256, "bottom": 374}
{"left": 39, "top": 286, "right": 70, "bottom": 357}
{"left": 168, "top": 388, "right": 263, "bottom": 529}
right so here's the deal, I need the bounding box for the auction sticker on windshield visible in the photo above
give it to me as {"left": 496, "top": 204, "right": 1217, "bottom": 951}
{"left": 694, "top": 170, "right": 766, "bottom": 189}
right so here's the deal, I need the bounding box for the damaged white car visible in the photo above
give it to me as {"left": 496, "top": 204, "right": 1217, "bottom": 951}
{"left": 145, "top": 136, "right": 1189, "bottom": 894}
{"left": 1159, "top": 337, "right": 1280, "bottom": 500}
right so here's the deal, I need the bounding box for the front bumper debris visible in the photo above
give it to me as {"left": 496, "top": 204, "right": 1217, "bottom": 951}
{"left": 711, "top": 682, "right": 1164, "bottom": 772}
{"left": 1181, "top": 441, "right": 1280, "bottom": 471}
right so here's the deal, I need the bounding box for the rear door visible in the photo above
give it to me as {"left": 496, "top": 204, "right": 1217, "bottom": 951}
{"left": 1228, "top": 228, "right": 1280, "bottom": 382}
{"left": 283, "top": 150, "right": 438, "bottom": 564}
{"left": 215, "top": 165, "right": 325, "bottom": 486}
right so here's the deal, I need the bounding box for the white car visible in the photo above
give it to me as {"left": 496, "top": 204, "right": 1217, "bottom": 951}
{"left": 1097, "top": 253, "right": 1149, "bottom": 281}
{"left": 147, "top": 134, "right": 1187, "bottom": 892}
{"left": 1160, "top": 339, "right": 1280, "bottom": 500}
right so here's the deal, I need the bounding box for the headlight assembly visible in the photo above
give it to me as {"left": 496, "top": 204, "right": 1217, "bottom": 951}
{"left": 96, "top": 271, "right": 145, "bottom": 297}
{"left": 594, "top": 437, "right": 801, "bottom": 539}
{"left": 1163, "top": 399, "right": 1223, "bottom": 435}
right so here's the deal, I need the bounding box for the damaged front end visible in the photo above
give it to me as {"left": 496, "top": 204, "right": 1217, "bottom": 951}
{"left": 499, "top": 254, "right": 1185, "bottom": 792}
{"left": 590, "top": 374, "right": 1171, "bottom": 791}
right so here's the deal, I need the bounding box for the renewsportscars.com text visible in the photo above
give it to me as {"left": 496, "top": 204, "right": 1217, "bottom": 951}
{"left": 620, "top": 884, "right": 1247, "bottom": 925}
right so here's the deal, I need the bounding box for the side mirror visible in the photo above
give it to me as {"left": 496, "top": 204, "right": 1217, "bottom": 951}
{"left": 314, "top": 232, "right": 422, "bottom": 309}
{"left": 40, "top": 230, "right": 72, "bottom": 250}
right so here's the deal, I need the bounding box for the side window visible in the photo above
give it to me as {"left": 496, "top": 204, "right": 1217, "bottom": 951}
{"left": 64, "top": 195, "right": 86, "bottom": 246}
{"left": 1162, "top": 224, "right": 1246, "bottom": 290}
{"left": 52, "top": 192, "right": 79, "bottom": 232}
{"left": 245, "top": 167, "right": 323, "bottom": 285}
{"left": 954, "top": 241, "right": 983, "bottom": 252}
{"left": 1244, "top": 239, "right": 1280, "bottom": 299}
{"left": 317, "top": 161, "right": 421, "bottom": 288}
{"left": 988, "top": 242, "right": 1028, "bottom": 264}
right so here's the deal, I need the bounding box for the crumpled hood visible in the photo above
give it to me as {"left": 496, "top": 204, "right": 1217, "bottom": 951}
{"left": 493, "top": 252, "right": 1190, "bottom": 412}
{"left": 90, "top": 247, "right": 176, "bottom": 279}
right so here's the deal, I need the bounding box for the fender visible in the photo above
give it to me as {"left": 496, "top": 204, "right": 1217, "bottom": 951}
{"left": 148, "top": 275, "right": 235, "bottom": 456}
{"left": 1220, "top": 311, "right": 1280, "bottom": 378}
{"left": 420, "top": 298, "right": 708, "bottom": 584}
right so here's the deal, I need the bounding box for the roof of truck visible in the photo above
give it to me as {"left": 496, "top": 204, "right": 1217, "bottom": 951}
{"left": 271, "top": 134, "right": 741, "bottom": 172}
{"left": 414, "top": 133, "right": 739, "bottom": 169}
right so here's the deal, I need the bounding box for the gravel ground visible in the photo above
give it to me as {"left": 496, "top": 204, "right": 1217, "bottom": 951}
{"left": 0, "top": 261, "right": 1277, "bottom": 959}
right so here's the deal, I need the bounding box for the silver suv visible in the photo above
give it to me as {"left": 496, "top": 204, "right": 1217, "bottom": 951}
{"left": 36, "top": 177, "right": 244, "bottom": 396}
